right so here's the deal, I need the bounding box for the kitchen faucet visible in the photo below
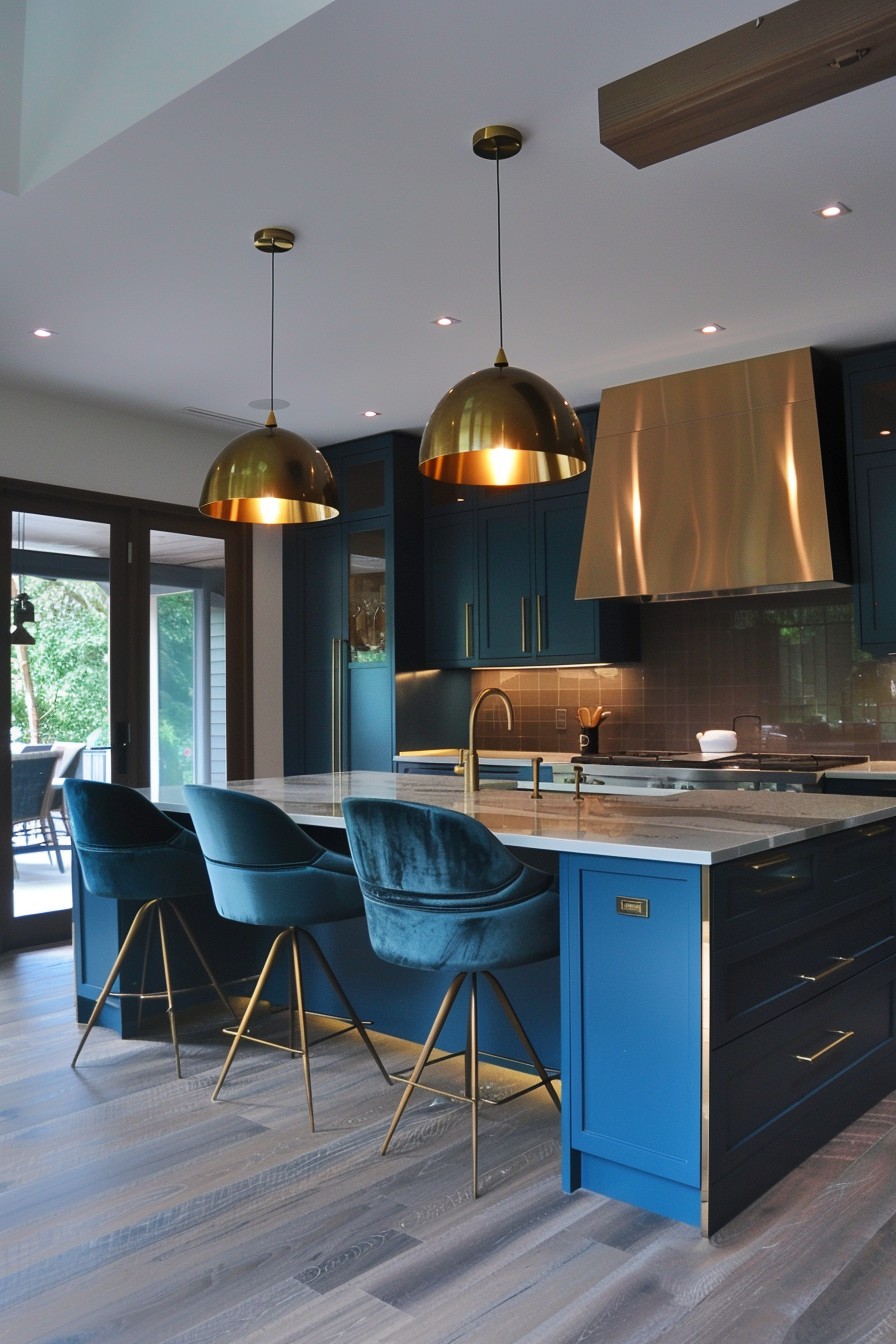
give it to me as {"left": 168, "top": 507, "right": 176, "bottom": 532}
{"left": 463, "top": 687, "right": 514, "bottom": 793}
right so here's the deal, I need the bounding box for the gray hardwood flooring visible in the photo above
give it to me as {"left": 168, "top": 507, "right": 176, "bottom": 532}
{"left": 4, "top": 946, "right": 896, "bottom": 1344}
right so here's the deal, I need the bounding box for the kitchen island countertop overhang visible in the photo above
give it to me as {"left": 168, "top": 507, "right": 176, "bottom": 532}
{"left": 147, "top": 770, "right": 896, "bottom": 866}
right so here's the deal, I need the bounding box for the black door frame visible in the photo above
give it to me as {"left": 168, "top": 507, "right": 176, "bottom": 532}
{"left": 0, "top": 477, "right": 253, "bottom": 952}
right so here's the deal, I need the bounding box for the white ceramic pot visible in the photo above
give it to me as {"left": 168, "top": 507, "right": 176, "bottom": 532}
{"left": 695, "top": 729, "right": 738, "bottom": 753}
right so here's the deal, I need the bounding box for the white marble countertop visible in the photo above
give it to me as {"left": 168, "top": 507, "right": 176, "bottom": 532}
{"left": 826, "top": 761, "right": 896, "bottom": 779}
{"left": 148, "top": 772, "right": 896, "bottom": 866}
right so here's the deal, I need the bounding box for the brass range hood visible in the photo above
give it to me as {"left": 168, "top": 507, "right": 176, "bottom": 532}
{"left": 576, "top": 347, "right": 851, "bottom": 602}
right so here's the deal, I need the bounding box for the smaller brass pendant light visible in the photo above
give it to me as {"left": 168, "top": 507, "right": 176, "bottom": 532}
{"left": 199, "top": 228, "right": 339, "bottom": 524}
{"left": 10, "top": 513, "right": 35, "bottom": 645}
{"left": 419, "top": 127, "right": 588, "bottom": 488}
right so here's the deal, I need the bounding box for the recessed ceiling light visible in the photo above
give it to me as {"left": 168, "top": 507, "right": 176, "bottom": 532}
{"left": 813, "top": 202, "right": 851, "bottom": 218}
{"left": 361, "top": 410, "right": 381, "bottom": 418}
{"left": 697, "top": 323, "right": 725, "bottom": 334}
{"left": 881, "top": 429, "right": 891, "bottom": 436}
{"left": 432, "top": 316, "right": 460, "bottom": 326}
{"left": 32, "top": 328, "right": 55, "bottom": 338}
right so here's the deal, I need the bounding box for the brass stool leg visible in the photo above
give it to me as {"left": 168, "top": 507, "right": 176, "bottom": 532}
{"left": 381, "top": 972, "right": 467, "bottom": 1155}
{"left": 136, "top": 903, "right": 158, "bottom": 1037}
{"left": 291, "top": 930, "right": 315, "bottom": 1132}
{"left": 299, "top": 927, "right": 393, "bottom": 1086}
{"left": 212, "top": 930, "right": 290, "bottom": 1101}
{"left": 483, "top": 972, "right": 561, "bottom": 1111}
{"left": 166, "top": 901, "right": 240, "bottom": 1024}
{"left": 469, "top": 973, "right": 479, "bottom": 1198}
{"left": 71, "top": 899, "right": 156, "bottom": 1068}
{"left": 156, "top": 903, "right": 182, "bottom": 1079}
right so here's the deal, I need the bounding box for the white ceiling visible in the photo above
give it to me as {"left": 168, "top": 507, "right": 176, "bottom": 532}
{"left": 1, "top": 0, "right": 894, "bottom": 449}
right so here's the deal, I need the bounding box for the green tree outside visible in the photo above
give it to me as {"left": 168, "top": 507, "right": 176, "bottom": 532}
{"left": 10, "top": 576, "right": 110, "bottom": 745}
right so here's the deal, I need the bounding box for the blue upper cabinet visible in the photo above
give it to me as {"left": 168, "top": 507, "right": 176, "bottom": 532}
{"left": 478, "top": 502, "right": 535, "bottom": 662}
{"left": 425, "top": 510, "right": 476, "bottom": 666}
{"left": 422, "top": 404, "right": 639, "bottom": 667}
{"left": 844, "top": 348, "right": 896, "bottom": 655}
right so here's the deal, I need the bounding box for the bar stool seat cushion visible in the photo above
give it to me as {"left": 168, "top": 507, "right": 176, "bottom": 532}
{"left": 342, "top": 798, "right": 559, "bottom": 972}
{"left": 64, "top": 779, "right": 210, "bottom": 902}
{"left": 183, "top": 786, "right": 363, "bottom": 927}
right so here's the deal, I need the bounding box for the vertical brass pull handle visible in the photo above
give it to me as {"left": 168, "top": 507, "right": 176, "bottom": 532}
{"left": 793, "top": 1029, "right": 854, "bottom": 1063}
{"left": 521, "top": 596, "right": 528, "bottom": 653}
{"left": 530, "top": 756, "right": 543, "bottom": 800}
{"left": 536, "top": 594, "right": 545, "bottom": 652}
{"left": 465, "top": 603, "right": 473, "bottom": 658}
{"left": 331, "top": 638, "right": 346, "bottom": 772}
{"left": 573, "top": 764, "right": 584, "bottom": 804}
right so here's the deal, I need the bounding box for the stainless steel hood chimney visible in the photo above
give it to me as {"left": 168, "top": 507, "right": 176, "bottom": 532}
{"left": 576, "top": 347, "right": 851, "bottom": 601}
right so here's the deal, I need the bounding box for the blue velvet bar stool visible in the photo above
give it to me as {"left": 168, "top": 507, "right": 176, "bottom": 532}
{"left": 184, "top": 785, "right": 391, "bottom": 1131}
{"left": 65, "top": 778, "right": 237, "bottom": 1078}
{"left": 342, "top": 797, "right": 561, "bottom": 1197}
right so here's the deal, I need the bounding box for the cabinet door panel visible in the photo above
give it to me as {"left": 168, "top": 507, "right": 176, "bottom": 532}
{"left": 348, "top": 664, "right": 393, "bottom": 771}
{"left": 426, "top": 513, "right": 475, "bottom": 665}
{"left": 854, "top": 450, "right": 896, "bottom": 649}
{"left": 564, "top": 856, "right": 702, "bottom": 1187}
{"left": 477, "top": 504, "right": 533, "bottom": 662}
{"left": 534, "top": 496, "right": 596, "bottom": 661}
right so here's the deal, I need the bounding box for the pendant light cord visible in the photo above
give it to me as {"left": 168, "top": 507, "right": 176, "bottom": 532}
{"left": 270, "top": 244, "right": 276, "bottom": 418}
{"left": 495, "top": 152, "right": 504, "bottom": 352}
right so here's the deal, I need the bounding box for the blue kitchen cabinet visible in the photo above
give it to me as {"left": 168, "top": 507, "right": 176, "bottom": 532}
{"left": 534, "top": 494, "right": 597, "bottom": 660}
{"left": 425, "top": 510, "right": 476, "bottom": 666}
{"left": 422, "top": 403, "right": 640, "bottom": 668}
{"left": 844, "top": 347, "right": 896, "bottom": 655}
{"left": 284, "top": 432, "right": 470, "bottom": 774}
{"left": 477, "top": 502, "right": 534, "bottom": 662}
{"left": 561, "top": 852, "right": 703, "bottom": 1225}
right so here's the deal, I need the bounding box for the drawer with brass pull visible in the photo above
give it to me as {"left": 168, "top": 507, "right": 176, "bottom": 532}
{"left": 713, "top": 820, "right": 896, "bottom": 949}
{"left": 711, "top": 954, "right": 896, "bottom": 1176}
{"left": 713, "top": 892, "right": 896, "bottom": 1043}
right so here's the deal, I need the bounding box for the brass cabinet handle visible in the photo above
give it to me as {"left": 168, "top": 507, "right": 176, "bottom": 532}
{"left": 793, "top": 1029, "right": 854, "bottom": 1063}
{"left": 520, "top": 596, "right": 528, "bottom": 653}
{"left": 464, "top": 602, "right": 473, "bottom": 658}
{"left": 798, "top": 956, "right": 855, "bottom": 983}
{"left": 536, "top": 594, "right": 545, "bottom": 652}
{"left": 746, "top": 851, "right": 792, "bottom": 871}
{"left": 859, "top": 823, "right": 892, "bottom": 838}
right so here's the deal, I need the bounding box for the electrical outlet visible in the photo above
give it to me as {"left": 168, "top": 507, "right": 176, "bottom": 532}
{"left": 555, "top": 708, "right": 567, "bottom": 729}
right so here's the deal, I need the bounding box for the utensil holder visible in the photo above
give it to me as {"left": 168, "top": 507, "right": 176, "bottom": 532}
{"left": 579, "top": 726, "right": 602, "bottom": 754}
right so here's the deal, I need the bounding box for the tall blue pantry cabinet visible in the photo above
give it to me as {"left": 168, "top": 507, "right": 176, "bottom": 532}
{"left": 282, "top": 431, "right": 469, "bottom": 774}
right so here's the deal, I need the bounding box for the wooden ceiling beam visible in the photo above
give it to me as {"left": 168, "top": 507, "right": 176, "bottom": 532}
{"left": 599, "top": 0, "right": 896, "bottom": 169}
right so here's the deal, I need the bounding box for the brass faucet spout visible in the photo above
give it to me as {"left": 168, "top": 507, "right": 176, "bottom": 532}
{"left": 465, "top": 688, "right": 514, "bottom": 792}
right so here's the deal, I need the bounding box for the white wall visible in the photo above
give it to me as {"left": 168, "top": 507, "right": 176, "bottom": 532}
{"left": 0, "top": 381, "right": 284, "bottom": 777}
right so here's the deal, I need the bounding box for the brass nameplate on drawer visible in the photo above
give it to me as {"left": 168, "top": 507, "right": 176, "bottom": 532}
{"left": 617, "top": 896, "right": 649, "bottom": 918}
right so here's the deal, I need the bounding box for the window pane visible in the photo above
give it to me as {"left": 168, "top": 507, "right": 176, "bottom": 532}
{"left": 149, "top": 530, "right": 226, "bottom": 787}
{"left": 10, "top": 512, "right": 111, "bottom": 917}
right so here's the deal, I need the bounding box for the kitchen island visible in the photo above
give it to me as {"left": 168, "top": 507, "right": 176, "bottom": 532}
{"left": 74, "top": 772, "right": 896, "bottom": 1235}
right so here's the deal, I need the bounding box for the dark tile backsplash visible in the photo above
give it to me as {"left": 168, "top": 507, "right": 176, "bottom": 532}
{"left": 472, "top": 589, "right": 896, "bottom": 758}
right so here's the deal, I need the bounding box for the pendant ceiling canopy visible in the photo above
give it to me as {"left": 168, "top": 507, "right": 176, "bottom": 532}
{"left": 419, "top": 127, "right": 588, "bottom": 488}
{"left": 199, "top": 228, "right": 339, "bottom": 525}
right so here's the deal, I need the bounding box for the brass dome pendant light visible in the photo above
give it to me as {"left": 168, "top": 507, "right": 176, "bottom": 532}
{"left": 419, "top": 127, "right": 588, "bottom": 488}
{"left": 199, "top": 228, "right": 339, "bottom": 524}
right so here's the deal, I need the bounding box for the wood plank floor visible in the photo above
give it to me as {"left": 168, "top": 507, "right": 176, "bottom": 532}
{"left": 4, "top": 945, "right": 896, "bottom": 1344}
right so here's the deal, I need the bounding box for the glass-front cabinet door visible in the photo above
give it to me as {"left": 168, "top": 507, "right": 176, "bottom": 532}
{"left": 348, "top": 528, "right": 386, "bottom": 665}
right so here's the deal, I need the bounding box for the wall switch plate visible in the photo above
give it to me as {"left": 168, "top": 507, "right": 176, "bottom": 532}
{"left": 555, "top": 708, "right": 567, "bottom": 729}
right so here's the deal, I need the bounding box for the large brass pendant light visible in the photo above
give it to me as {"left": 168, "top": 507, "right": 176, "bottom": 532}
{"left": 419, "top": 127, "right": 588, "bottom": 488}
{"left": 199, "top": 228, "right": 338, "bottom": 524}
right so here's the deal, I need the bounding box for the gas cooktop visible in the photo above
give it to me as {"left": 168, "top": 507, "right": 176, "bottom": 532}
{"left": 572, "top": 751, "right": 869, "bottom": 772}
